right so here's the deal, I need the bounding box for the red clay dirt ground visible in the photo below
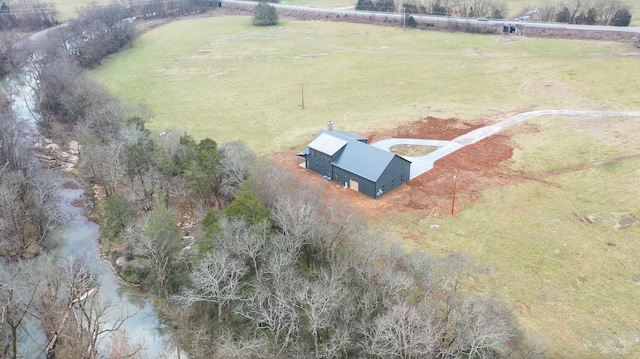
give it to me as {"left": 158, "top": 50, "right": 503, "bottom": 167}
{"left": 270, "top": 117, "right": 519, "bottom": 218}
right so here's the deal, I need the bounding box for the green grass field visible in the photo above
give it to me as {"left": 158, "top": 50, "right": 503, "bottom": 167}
{"left": 93, "top": 16, "right": 640, "bottom": 358}
{"left": 93, "top": 16, "right": 640, "bottom": 154}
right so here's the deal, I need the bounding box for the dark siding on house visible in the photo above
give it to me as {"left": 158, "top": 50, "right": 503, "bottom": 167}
{"left": 307, "top": 148, "right": 334, "bottom": 178}
{"left": 375, "top": 156, "right": 411, "bottom": 197}
{"left": 333, "top": 168, "right": 376, "bottom": 198}
{"left": 301, "top": 129, "right": 411, "bottom": 199}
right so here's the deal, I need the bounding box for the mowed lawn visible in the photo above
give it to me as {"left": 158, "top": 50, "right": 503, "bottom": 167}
{"left": 93, "top": 16, "right": 640, "bottom": 358}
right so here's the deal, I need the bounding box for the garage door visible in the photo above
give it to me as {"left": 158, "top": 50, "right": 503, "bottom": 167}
{"left": 349, "top": 179, "right": 359, "bottom": 192}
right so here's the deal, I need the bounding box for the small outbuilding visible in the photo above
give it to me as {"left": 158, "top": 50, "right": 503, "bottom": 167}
{"left": 298, "top": 122, "right": 411, "bottom": 199}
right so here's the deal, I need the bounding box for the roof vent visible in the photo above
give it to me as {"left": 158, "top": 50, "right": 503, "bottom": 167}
{"left": 327, "top": 121, "right": 333, "bottom": 131}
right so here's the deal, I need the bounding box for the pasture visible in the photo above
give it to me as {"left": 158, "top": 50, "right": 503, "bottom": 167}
{"left": 93, "top": 15, "right": 640, "bottom": 358}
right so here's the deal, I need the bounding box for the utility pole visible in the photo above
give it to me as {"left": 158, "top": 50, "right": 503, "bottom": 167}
{"left": 300, "top": 83, "right": 305, "bottom": 109}
{"left": 450, "top": 169, "right": 458, "bottom": 215}
{"left": 403, "top": 7, "right": 406, "bottom": 30}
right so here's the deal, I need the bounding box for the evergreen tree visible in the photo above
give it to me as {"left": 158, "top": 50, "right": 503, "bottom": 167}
{"left": 611, "top": 8, "right": 631, "bottom": 26}
{"left": 253, "top": 1, "right": 278, "bottom": 26}
{"left": 556, "top": 7, "right": 570, "bottom": 23}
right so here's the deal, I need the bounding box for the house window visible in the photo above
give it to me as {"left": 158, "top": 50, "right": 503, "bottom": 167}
{"left": 382, "top": 185, "right": 385, "bottom": 191}
{"left": 391, "top": 180, "right": 395, "bottom": 187}
{"left": 400, "top": 175, "right": 404, "bottom": 182}
{"left": 316, "top": 164, "right": 319, "bottom": 170}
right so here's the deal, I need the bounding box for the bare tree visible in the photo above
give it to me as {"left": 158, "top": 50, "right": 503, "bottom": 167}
{"left": 235, "top": 234, "right": 303, "bottom": 356}
{"left": 219, "top": 141, "right": 256, "bottom": 200}
{"left": 79, "top": 141, "right": 124, "bottom": 198}
{"left": 364, "top": 302, "right": 440, "bottom": 359}
{"left": 174, "top": 249, "right": 248, "bottom": 321}
{"left": 537, "top": 0, "right": 558, "bottom": 22}
{"left": 433, "top": 295, "right": 521, "bottom": 359}
{"left": 271, "top": 185, "right": 322, "bottom": 244}
{"left": 0, "top": 104, "right": 64, "bottom": 257}
{"left": 0, "top": 32, "right": 27, "bottom": 77}
{"left": 211, "top": 330, "right": 270, "bottom": 359}
{"left": 10, "top": 0, "right": 58, "bottom": 30}
{"left": 35, "top": 257, "right": 144, "bottom": 359}
{"left": 0, "top": 260, "right": 44, "bottom": 359}
{"left": 0, "top": 102, "right": 32, "bottom": 171}
{"left": 105, "top": 329, "right": 147, "bottom": 359}
{"left": 237, "top": 278, "right": 299, "bottom": 357}
{"left": 297, "top": 264, "right": 347, "bottom": 358}
{"left": 37, "top": 57, "right": 116, "bottom": 125}
{"left": 70, "top": 2, "right": 135, "bottom": 68}
{"left": 219, "top": 218, "right": 268, "bottom": 271}
{"left": 127, "top": 205, "right": 182, "bottom": 297}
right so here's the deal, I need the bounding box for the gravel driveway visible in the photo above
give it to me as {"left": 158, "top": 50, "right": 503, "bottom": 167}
{"left": 372, "top": 110, "right": 640, "bottom": 179}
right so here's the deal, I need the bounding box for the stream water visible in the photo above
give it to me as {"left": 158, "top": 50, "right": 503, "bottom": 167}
{"left": 4, "top": 72, "right": 177, "bottom": 358}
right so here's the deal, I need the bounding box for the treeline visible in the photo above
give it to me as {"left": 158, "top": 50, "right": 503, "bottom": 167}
{"left": 163, "top": 172, "right": 544, "bottom": 358}
{"left": 0, "top": 0, "right": 216, "bottom": 32}
{"left": 356, "top": 0, "right": 509, "bottom": 19}
{"left": 125, "top": 0, "right": 215, "bottom": 19}
{"left": 0, "top": 0, "right": 58, "bottom": 31}
{"left": 354, "top": 0, "right": 632, "bottom": 26}
{"left": 0, "top": 88, "right": 64, "bottom": 260}
{"left": 527, "top": 0, "right": 632, "bottom": 26}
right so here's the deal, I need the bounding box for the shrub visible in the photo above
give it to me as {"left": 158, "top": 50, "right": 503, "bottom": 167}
{"left": 100, "top": 194, "right": 134, "bottom": 242}
{"left": 253, "top": 2, "right": 278, "bottom": 26}
{"left": 406, "top": 15, "right": 417, "bottom": 28}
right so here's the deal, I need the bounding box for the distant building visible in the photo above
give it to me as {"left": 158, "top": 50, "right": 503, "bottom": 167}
{"left": 298, "top": 122, "right": 411, "bottom": 199}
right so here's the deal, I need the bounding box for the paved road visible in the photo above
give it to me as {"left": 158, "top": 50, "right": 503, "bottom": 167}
{"left": 223, "top": 0, "right": 640, "bottom": 37}
{"left": 371, "top": 110, "right": 640, "bottom": 179}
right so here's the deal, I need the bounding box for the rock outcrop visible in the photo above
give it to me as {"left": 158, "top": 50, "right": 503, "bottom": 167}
{"left": 35, "top": 138, "right": 80, "bottom": 172}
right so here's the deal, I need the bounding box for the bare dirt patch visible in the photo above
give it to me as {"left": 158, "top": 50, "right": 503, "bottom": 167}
{"left": 272, "top": 117, "right": 517, "bottom": 218}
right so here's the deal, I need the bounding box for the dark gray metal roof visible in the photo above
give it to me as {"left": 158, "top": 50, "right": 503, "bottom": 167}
{"left": 297, "top": 148, "right": 309, "bottom": 157}
{"left": 332, "top": 130, "right": 367, "bottom": 142}
{"left": 312, "top": 128, "right": 367, "bottom": 143}
{"left": 332, "top": 138, "right": 410, "bottom": 182}
{"left": 304, "top": 128, "right": 411, "bottom": 182}
{"left": 308, "top": 133, "right": 348, "bottom": 155}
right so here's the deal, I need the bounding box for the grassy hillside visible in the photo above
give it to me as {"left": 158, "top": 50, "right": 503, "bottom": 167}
{"left": 93, "top": 16, "right": 640, "bottom": 358}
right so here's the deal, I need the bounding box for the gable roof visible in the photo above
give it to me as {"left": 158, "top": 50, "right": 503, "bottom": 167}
{"left": 332, "top": 130, "right": 367, "bottom": 142}
{"left": 313, "top": 128, "right": 367, "bottom": 143}
{"left": 303, "top": 129, "right": 411, "bottom": 182}
{"left": 308, "top": 133, "right": 348, "bottom": 156}
{"left": 332, "top": 136, "right": 410, "bottom": 182}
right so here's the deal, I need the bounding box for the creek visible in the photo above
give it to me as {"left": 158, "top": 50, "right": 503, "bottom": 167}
{"left": 4, "top": 72, "right": 177, "bottom": 358}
